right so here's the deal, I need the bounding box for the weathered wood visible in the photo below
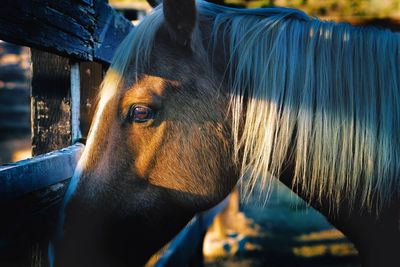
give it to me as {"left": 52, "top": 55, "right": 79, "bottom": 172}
{"left": 38, "top": 0, "right": 96, "bottom": 29}
{"left": 0, "top": 144, "right": 84, "bottom": 201}
{"left": 0, "top": 142, "right": 82, "bottom": 266}
{"left": 0, "top": 2, "right": 131, "bottom": 266}
{"left": 93, "top": 0, "right": 134, "bottom": 63}
{"left": 79, "top": 61, "right": 104, "bottom": 136}
{"left": 70, "top": 63, "right": 82, "bottom": 143}
{"left": 0, "top": 0, "right": 133, "bottom": 63}
{"left": 0, "top": 0, "right": 93, "bottom": 60}
{"left": 31, "top": 49, "right": 72, "bottom": 155}
{"left": 154, "top": 197, "right": 230, "bottom": 267}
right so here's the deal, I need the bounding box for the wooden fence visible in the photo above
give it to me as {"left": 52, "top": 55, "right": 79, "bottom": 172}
{"left": 0, "top": 1, "right": 227, "bottom": 266}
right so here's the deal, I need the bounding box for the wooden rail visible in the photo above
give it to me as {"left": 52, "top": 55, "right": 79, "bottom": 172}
{"left": 154, "top": 197, "right": 229, "bottom": 267}
{"left": 0, "top": 144, "right": 83, "bottom": 201}
{"left": 0, "top": 0, "right": 132, "bottom": 63}
{"left": 0, "top": 145, "right": 83, "bottom": 265}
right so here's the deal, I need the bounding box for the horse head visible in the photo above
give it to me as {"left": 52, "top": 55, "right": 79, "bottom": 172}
{"left": 53, "top": 0, "right": 400, "bottom": 265}
{"left": 53, "top": 1, "right": 238, "bottom": 266}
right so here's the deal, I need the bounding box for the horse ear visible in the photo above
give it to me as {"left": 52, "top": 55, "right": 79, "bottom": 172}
{"left": 163, "top": 0, "right": 196, "bottom": 47}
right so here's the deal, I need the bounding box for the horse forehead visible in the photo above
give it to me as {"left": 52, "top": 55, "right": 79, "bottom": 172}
{"left": 125, "top": 75, "right": 180, "bottom": 98}
{"left": 135, "top": 75, "right": 165, "bottom": 94}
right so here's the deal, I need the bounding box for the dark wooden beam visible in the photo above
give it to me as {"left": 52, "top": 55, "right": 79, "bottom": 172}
{"left": 0, "top": 0, "right": 133, "bottom": 63}
{"left": 0, "top": 144, "right": 83, "bottom": 201}
{"left": 31, "top": 49, "right": 73, "bottom": 156}
{"left": 79, "top": 62, "right": 104, "bottom": 136}
{"left": 154, "top": 197, "right": 229, "bottom": 266}
{"left": 93, "top": 0, "right": 133, "bottom": 63}
{"left": 0, "top": 144, "right": 83, "bottom": 265}
{"left": 0, "top": 0, "right": 94, "bottom": 60}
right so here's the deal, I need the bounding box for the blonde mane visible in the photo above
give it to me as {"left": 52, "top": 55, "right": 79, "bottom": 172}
{"left": 107, "top": 1, "right": 400, "bottom": 212}
{"left": 201, "top": 1, "right": 400, "bottom": 211}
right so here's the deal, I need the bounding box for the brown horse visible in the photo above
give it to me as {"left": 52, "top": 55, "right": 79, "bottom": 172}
{"left": 52, "top": 0, "right": 400, "bottom": 266}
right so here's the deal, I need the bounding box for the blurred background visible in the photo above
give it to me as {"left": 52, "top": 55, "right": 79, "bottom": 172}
{"left": 109, "top": 0, "right": 400, "bottom": 20}
{"left": 0, "top": 41, "right": 31, "bottom": 164}
{"left": 0, "top": 1, "right": 399, "bottom": 266}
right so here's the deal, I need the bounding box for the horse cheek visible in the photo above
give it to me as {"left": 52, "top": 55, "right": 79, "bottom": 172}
{"left": 130, "top": 122, "right": 167, "bottom": 180}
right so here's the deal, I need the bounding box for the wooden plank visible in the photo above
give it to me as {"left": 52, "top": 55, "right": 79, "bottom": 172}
{"left": 0, "top": 0, "right": 133, "bottom": 63}
{"left": 154, "top": 196, "right": 230, "bottom": 267}
{"left": 70, "top": 62, "right": 82, "bottom": 143}
{"left": 93, "top": 0, "right": 134, "bottom": 63}
{"left": 0, "top": 144, "right": 83, "bottom": 201}
{"left": 79, "top": 62, "right": 104, "bottom": 137}
{"left": 31, "top": 49, "right": 72, "bottom": 155}
{"left": 0, "top": 0, "right": 93, "bottom": 60}
{"left": 38, "top": 0, "right": 96, "bottom": 29}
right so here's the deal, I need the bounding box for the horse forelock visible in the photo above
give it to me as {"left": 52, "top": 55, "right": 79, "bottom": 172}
{"left": 83, "top": 6, "right": 166, "bottom": 155}
{"left": 198, "top": 0, "right": 400, "bottom": 212}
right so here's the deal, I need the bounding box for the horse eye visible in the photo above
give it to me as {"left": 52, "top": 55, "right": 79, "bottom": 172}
{"left": 127, "top": 105, "right": 155, "bottom": 123}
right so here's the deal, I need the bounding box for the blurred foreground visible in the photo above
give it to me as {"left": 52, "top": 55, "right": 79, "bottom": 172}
{"left": 204, "top": 184, "right": 360, "bottom": 267}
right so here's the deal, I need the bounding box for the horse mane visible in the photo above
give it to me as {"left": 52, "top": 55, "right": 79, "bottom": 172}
{"left": 108, "top": 1, "right": 400, "bottom": 212}
{"left": 200, "top": 1, "right": 400, "bottom": 211}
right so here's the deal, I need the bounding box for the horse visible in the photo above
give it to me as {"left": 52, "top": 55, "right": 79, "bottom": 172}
{"left": 51, "top": 0, "right": 400, "bottom": 266}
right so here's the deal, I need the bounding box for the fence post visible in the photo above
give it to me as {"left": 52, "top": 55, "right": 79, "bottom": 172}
{"left": 79, "top": 62, "right": 104, "bottom": 137}
{"left": 31, "top": 49, "right": 73, "bottom": 156}
{"left": 29, "top": 49, "right": 85, "bottom": 266}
